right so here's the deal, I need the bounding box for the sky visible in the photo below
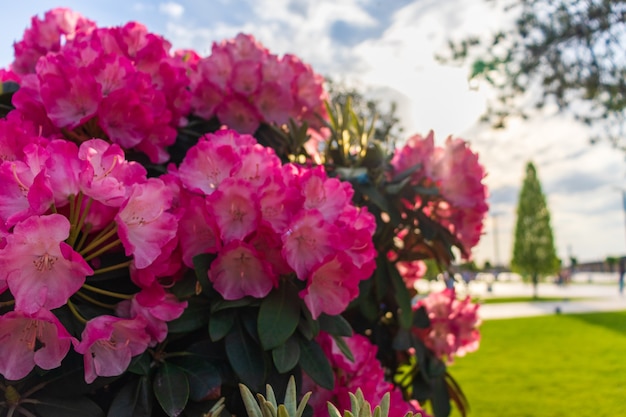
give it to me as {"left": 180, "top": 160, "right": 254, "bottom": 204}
{"left": 2, "top": 0, "right": 626, "bottom": 266}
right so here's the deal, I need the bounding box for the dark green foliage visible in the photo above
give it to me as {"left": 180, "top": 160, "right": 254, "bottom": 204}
{"left": 441, "top": 0, "right": 626, "bottom": 149}
{"left": 511, "top": 162, "right": 559, "bottom": 295}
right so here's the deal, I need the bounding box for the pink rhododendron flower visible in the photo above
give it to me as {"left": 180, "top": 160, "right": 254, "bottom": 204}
{"left": 209, "top": 240, "right": 277, "bottom": 300}
{"left": 389, "top": 131, "right": 488, "bottom": 258}
{"left": 177, "top": 138, "right": 241, "bottom": 195}
{"left": 413, "top": 289, "right": 481, "bottom": 364}
{"left": 190, "top": 33, "right": 328, "bottom": 130}
{"left": 390, "top": 131, "right": 435, "bottom": 179}
{"left": 74, "top": 315, "right": 150, "bottom": 383}
{"left": 396, "top": 260, "right": 427, "bottom": 290}
{"left": 12, "top": 8, "right": 96, "bottom": 75}
{"left": 0, "top": 309, "right": 75, "bottom": 381}
{"left": 0, "top": 214, "right": 92, "bottom": 314}
{"left": 0, "top": 143, "right": 55, "bottom": 227}
{"left": 207, "top": 178, "right": 260, "bottom": 243}
{"left": 177, "top": 193, "right": 221, "bottom": 267}
{"left": 116, "top": 178, "right": 178, "bottom": 269}
{"left": 299, "top": 254, "right": 360, "bottom": 319}
{"left": 282, "top": 210, "right": 343, "bottom": 279}
{"left": 78, "top": 139, "right": 147, "bottom": 207}
{"left": 305, "top": 333, "right": 427, "bottom": 417}
{"left": 117, "top": 283, "right": 187, "bottom": 346}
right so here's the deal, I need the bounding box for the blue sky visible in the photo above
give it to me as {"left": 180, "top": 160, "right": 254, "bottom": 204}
{"left": 3, "top": 0, "right": 626, "bottom": 266}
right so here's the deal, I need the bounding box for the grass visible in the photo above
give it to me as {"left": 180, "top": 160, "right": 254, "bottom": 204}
{"left": 447, "top": 310, "right": 626, "bottom": 417}
{"left": 478, "top": 296, "right": 592, "bottom": 304}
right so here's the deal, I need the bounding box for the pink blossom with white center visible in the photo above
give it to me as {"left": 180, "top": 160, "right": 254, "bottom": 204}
{"left": 116, "top": 178, "right": 178, "bottom": 269}
{"left": 74, "top": 315, "right": 150, "bottom": 383}
{"left": 299, "top": 254, "right": 360, "bottom": 319}
{"left": 116, "top": 283, "right": 187, "bottom": 346}
{"left": 300, "top": 166, "right": 353, "bottom": 222}
{"left": 0, "top": 309, "right": 75, "bottom": 381}
{"left": 258, "top": 181, "right": 301, "bottom": 234}
{"left": 206, "top": 178, "right": 260, "bottom": 243}
{"left": 209, "top": 240, "right": 277, "bottom": 300}
{"left": 235, "top": 144, "right": 281, "bottom": 187}
{"left": 282, "top": 210, "right": 345, "bottom": 279}
{"left": 208, "top": 129, "right": 259, "bottom": 148}
{"left": 78, "top": 139, "right": 147, "bottom": 206}
{"left": 178, "top": 138, "right": 241, "bottom": 195}
{"left": 0, "top": 214, "right": 93, "bottom": 314}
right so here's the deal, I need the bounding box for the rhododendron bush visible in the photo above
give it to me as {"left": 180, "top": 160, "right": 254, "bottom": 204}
{"left": 0, "top": 8, "right": 486, "bottom": 417}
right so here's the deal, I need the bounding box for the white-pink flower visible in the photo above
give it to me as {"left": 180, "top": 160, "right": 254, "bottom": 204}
{"left": 0, "top": 214, "right": 92, "bottom": 314}
{"left": 74, "top": 315, "right": 150, "bottom": 383}
{"left": 0, "top": 309, "right": 75, "bottom": 381}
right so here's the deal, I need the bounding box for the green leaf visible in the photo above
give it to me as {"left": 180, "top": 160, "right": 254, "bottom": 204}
{"left": 272, "top": 336, "right": 301, "bottom": 373}
{"left": 209, "top": 309, "right": 236, "bottom": 341}
{"left": 392, "top": 329, "right": 412, "bottom": 350}
{"left": 192, "top": 253, "right": 216, "bottom": 295}
{"left": 226, "top": 323, "right": 266, "bottom": 391}
{"left": 171, "top": 269, "right": 201, "bottom": 298}
{"left": 331, "top": 335, "right": 354, "bottom": 362}
{"left": 168, "top": 296, "right": 210, "bottom": 333}
{"left": 430, "top": 376, "right": 451, "bottom": 417}
{"left": 297, "top": 306, "right": 319, "bottom": 340}
{"left": 426, "top": 356, "right": 447, "bottom": 379}
{"left": 34, "top": 396, "right": 104, "bottom": 417}
{"left": 153, "top": 362, "right": 190, "bottom": 417}
{"left": 211, "top": 297, "right": 257, "bottom": 313}
{"left": 318, "top": 314, "right": 353, "bottom": 337}
{"left": 297, "top": 337, "right": 334, "bottom": 390}
{"left": 445, "top": 372, "right": 469, "bottom": 417}
{"left": 386, "top": 258, "right": 412, "bottom": 329}
{"left": 258, "top": 285, "right": 301, "bottom": 350}
{"left": 172, "top": 356, "right": 222, "bottom": 402}
{"left": 128, "top": 352, "right": 152, "bottom": 376}
{"left": 107, "top": 377, "right": 153, "bottom": 417}
{"left": 413, "top": 306, "right": 431, "bottom": 328}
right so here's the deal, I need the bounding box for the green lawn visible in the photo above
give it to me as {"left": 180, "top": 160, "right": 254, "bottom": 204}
{"left": 478, "top": 296, "right": 592, "bottom": 304}
{"left": 447, "top": 310, "right": 626, "bottom": 417}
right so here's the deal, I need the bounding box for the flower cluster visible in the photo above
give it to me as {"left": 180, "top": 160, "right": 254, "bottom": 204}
{"left": 304, "top": 332, "right": 431, "bottom": 417}
{"left": 9, "top": 8, "right": 190, "bottom": 163}
{"left": 0, "top": 117, "right": 186, "bottom": 382}
{"left": 173, "top": 129, "right": 376, "bottom": 318}
{"left": 188, "top": 33, "right": 328, "bottom": 134}
{"left": 413, "top": 289, "right": 481, "bottom": 364}
{"left": 0, "top": 8, "right": 488, "bottom": 417}
{"left": 390, "top": 131, "right": 488, "bottom": 259}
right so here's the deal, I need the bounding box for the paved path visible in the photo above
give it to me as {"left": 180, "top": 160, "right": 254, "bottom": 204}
{"left": 416, "top": 276, "right": 626, "bottom": 320}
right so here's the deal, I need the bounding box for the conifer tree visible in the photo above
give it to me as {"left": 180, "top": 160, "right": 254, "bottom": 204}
{"left": 511, "top": 162, "right": 559, "bottom": 297}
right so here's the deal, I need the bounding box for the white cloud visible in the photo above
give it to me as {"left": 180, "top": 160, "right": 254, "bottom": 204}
{"left": 159, "top": 2, "right": 185, "bottom": 19}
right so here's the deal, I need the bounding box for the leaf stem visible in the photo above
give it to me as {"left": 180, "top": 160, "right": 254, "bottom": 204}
{"left": 93, "top": 260, "right": 132, "bottom": 275}
{"left": 66, "top": 300, "right": 88, "bottom": 324}
{"left": 74, "top": 291, "right": 117, "bottom": 309}
{"left": 83, "top": 239, "right": 122, "bottom": 262}
{"left": 81, "top": 283, "right": 132, "bottom": 300}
